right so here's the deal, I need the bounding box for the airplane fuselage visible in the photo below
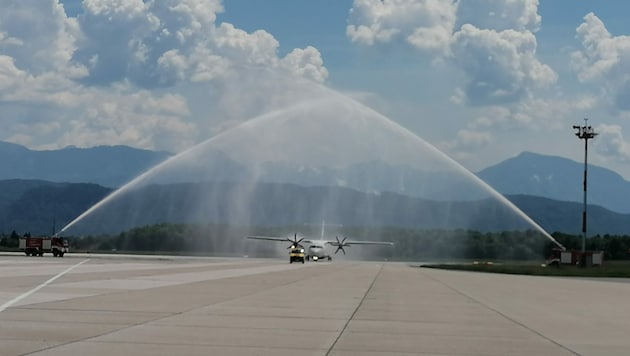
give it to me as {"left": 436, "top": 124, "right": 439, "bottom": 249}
{"left": 307, "top": 241, "right": 331, "bottom": 261}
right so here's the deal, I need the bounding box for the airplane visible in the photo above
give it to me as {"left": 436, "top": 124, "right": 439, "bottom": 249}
{"left": 247, "top": 233, "right": 393, "bottom": 261}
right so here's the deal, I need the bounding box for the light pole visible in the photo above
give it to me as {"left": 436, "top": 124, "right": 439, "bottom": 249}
{"left": 572, "top": 119, "right": 597, "bottom": 255}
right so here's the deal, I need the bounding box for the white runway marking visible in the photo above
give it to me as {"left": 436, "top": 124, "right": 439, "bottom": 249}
{"left": 0, "top": 258, "right": 90, "bottom": 313}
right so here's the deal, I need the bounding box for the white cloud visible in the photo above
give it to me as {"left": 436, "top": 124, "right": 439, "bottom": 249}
{"left": 439, "top": 95, "right": 597, "bottom": 161}
{"left": 0, "top": 0, "right": 329, "bottom": 153}
{"left": 214, "top": 23, "right": 280, "bottom": 66}
{"left": 0, "top": 54, "right": 81, "bottom": 106}
{"left": 58, "top": 87, "right": 195, "bottom": 151}
{"left": 469, "top": 106, "right": 511, "bottom": 129}
{"left": 451, "top": 0, "right": 556, "bottom": 106}
{"left": 0, "top": 0, "right": 84, "bottom": 77}
{"left": 440, "top": 127, "right": 493, "bottom": 162}
{"left": 279, "top": 46, "right": 329, "bottom": 83}
{"left": 451, "top": 25, "right": 556, "bottom": 105}
{"left": 510, "top": 96, "right": 597, "bottom": 130}
{"left": 455, "top": 128, "right": 493, "bottom": 148}
{"left": 2, "top": 78, "right": 195, "bottom": 151}
{"left": 347, "top": 0, "right": 555, "bottom": 106}
{"left": 347, "top": 0, "right": 457, "bottom": 52}
{"left": 73, "top": 0, "right": 327, "bottom": 88}
{"left": 449, "top": 87, "right": 466, "bottom": 104}
{"left": 456, "top": 0, "right": 541, "bottom": 32}
{"left": 571, "top": 12, "right": 630, "bottom": 111}
{"left": 344, "top": 0, "right": 573, "bottom": 164}
{"left": 595, "top": 124, "right": 630, "bottom": 162}
{"left": 0, "top": 55, "right": 26, "bottom": 91}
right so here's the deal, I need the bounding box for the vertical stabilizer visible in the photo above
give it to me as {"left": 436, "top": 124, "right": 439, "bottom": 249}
{"left": 320, "top": 219, "right": 326, "bottom": 240}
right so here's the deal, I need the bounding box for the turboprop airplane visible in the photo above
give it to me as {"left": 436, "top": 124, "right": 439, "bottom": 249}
{"left": 247, "top": 233, "right": 393, "bottom": 261}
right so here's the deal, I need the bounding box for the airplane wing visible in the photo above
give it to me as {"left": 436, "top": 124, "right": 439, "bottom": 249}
{"left": 247, "top": 236, "right": 391, "bottom": 246}
{"left": 247, "top": 236, "right": 289, "bottom": 242}
{"left": 327, "top": 239, "right": 393, "bottom": 246}
{"left": 330, "top": 240, "right": 393, "bottom": 246}
{"left": 247, "top": 235, "right": 315, "bottom": 244}
{"left": 248, "top": 235, "right": 392, "bottom": 257}
{"left": 324, "top": 236, "right": 393, "bottom": 255}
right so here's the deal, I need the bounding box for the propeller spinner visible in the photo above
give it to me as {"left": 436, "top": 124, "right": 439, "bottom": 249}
{"left": 287, "top": 233, "right": 305, "bottom": 249}
{"left": 334, "top": 236, "right": 348, "bottom": 255}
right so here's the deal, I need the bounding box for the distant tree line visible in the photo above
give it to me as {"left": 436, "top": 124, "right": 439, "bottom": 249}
{"left": 549, "top": 232, "right": 630, "bottom": 260}
{"left": 0, "top": 231, "right": 21, "bottom": 249}
{"left": 2, "top": 225, "right": 630, "bottom": 261}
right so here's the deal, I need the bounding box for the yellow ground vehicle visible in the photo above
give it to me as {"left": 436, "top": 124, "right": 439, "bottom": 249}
{"left": 289, "top": 247, "right": 305, "bottom": 263}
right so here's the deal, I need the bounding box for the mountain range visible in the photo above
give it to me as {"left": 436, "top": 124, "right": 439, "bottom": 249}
{"left": 2, "top": 141, "right": 628, "bottom": 212}
{"left": 477, "top": 151, "right": 630, "bottom": 214}
{"left": 1, "top": 178, "right": 628, "bottom": 237}
{"left": 2, "top": 141, "right": 630, "bottom": 236}
{"left": 0, "top": 141, "right": 170, "bottom": 188}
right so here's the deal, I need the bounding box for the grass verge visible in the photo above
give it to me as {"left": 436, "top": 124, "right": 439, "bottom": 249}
{"left": 421, "top": 261, "right": 630, "bottom": 278}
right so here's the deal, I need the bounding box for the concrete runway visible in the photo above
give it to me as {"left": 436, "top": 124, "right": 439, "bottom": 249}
{"left": 2, "top": 254, "right": 630, "bottom": 355}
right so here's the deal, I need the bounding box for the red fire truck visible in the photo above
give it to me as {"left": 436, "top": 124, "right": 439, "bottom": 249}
{"left": 19, "top": 236, "right": 69, "bottom": 257}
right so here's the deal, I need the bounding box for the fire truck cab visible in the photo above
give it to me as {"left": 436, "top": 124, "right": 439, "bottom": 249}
{"left": 19, "top": 236, "right": 69, "bottom": 257}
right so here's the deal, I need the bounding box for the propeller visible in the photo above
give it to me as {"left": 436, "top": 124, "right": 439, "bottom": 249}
{"left": 286, "top": 233, "right": 304, "bottom": 249}
{"left": 334, "top": 236, "right": 348, "bottom": 255}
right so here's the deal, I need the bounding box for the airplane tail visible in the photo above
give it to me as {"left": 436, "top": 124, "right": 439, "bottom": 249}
{"left": 320, "top": 219, "right": 326, "bottom": 240}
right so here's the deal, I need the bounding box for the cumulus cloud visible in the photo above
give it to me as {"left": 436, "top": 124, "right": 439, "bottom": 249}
{"left": 0, "top": 56, "right": 26, "bottom": 92}
{"left": 0, "top": 0, "right": 85, "bottom": 78}
{"left": 55, "top": 87, "right": 195, "bottom": 151}
{"left": 72, "top": 0, "right": 328, "bottom": 88}
{"left": 453, "top": 128, "right": 493, "bottom": 149}
{"left": 0, "top": 0, "right": 329, "bottom": 152}
{"left": 451, "top": 25, "right": 556, "bottom": 105}
{"left": 346, "top": 0, "right": 457, "bottom": 52}
{"left": 1, "top": 77, "right": 195, "bottom": 151}
{"left": 451, "top": 0, "right": 556, "bottom": 106}
{"left": 472, "top": 96, "right": 596, "bottom": 131}
{"left": 595, "top": 124, "right": 630, "bottom": 162}
{"left": 279, "top": 46, "right": 329, "bottom": 83}
{"left": 440, "top": 95, "right": 597, "bottom": 160}
{"left": 347, "top": 0, "right": 556, "bottom": 106}
{"left": 456, "top": 0, "right": 541, "bottom": 32}
{"left": 439, "top": 127, "right": 493, "bottom": 162}
{"left": 571, "top": 12, "right": 630, "bottom": 111}
{"left": 512, "top": 96, "right": 597, "bottom": 129}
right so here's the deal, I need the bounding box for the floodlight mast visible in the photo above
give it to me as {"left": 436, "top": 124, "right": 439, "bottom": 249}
{"left": 572, "top": 118, "right": 598, "bottom": 254}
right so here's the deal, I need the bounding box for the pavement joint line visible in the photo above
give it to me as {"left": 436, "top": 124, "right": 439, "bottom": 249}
{"left": 0, "top": 258, "right": 90, "bottom": 313}
{"left": 18, "top": 262, "right": 355, "bottom": 355}
{"left": 142, "top": 321, "right": 345, "bottom": 333}
{"left": 69, "top": 339, "right": 330, "bottom": 352}
{"left": 325, "top": 263, "right": 384, "bottom": 356}
{"left": 420, "top": 268, "right": 582, "bottom": 356}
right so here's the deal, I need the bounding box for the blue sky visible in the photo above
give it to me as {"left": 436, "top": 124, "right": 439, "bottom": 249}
{"left": 3, "top": 0, "right": 630, "bottom": 178}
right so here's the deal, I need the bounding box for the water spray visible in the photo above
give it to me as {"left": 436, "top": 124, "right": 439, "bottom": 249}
{"left": 56, "top": 77, "right": 566, "bottom": 253}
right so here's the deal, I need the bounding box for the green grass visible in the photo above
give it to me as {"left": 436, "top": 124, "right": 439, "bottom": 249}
{"left": 421, "top": 261, "right": 630, "bottom": 278}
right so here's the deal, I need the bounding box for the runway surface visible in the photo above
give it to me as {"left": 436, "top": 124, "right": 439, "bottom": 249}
{"left": 2, "top": 253, "right": 630, "bottom": 355}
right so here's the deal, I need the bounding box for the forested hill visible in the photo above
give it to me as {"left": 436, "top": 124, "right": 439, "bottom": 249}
{"left": 2, "top": 179, "right": 630, "bottom": 236}
{"left": 0, "top": 180, "right": 111, "bottom": 235}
